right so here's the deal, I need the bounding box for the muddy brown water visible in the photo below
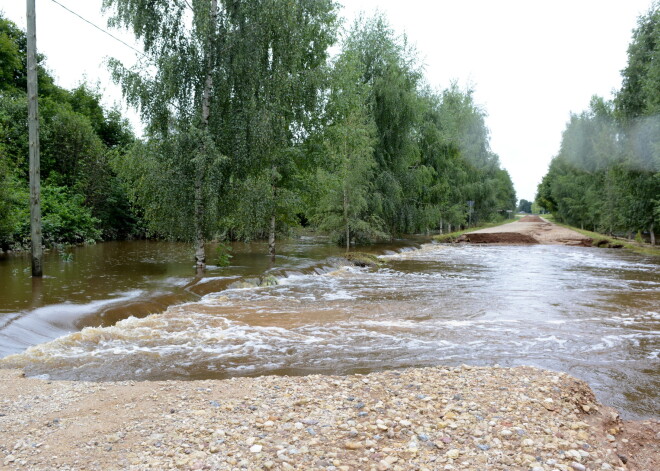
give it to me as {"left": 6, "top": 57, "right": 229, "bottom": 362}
{"left": 0, "top": 238, "right": 658, "bottom": 420}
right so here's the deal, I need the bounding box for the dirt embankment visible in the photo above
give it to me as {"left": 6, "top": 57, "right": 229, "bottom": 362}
{"left": 1, "top": 366, "right": 657, "bottom": 471}
{"left": 455, "top": 217, "right": 593, "bottom": 246}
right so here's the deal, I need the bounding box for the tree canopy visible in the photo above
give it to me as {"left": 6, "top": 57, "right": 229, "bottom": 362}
{"left": 1, "top": 5, "right": 517, "bottom": 257}
{"left": 536, "top": 4, "right": 659, "bottom": 243}
{"left": 0, "top": 14, "right": 137, "bottom": 251}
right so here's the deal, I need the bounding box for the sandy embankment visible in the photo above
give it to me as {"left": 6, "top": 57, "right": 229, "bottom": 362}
{"left": 456, "top": 216, "right": 593, "bottom": 246}
{"left": 1, "top": 366, "right": 658, "bottom": 471}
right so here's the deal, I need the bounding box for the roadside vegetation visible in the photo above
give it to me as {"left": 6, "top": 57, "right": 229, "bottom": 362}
{"left": 1, "top": 3, "right": 517, "bottom": 260}
{"left": 0, "top": 16, "right": 138, "bottom": 252}
{"left": 535, "top": 4, "right": 659, "bottom": 246}
{"left": 545, "top": 215, "right": 660, "bottom": 255}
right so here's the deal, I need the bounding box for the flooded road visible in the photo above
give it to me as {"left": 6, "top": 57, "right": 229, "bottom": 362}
{"left": 1, "top": 240, "right": 658, "bottom": 420}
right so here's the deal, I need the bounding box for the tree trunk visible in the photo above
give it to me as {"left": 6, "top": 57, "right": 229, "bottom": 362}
{"left": 268, "top": 214, "right": 276, "bottom": 258}
{"left": 268, "top": 163, "right": 277, "bottom": 258}
{"left": 194, "top": 173, "right": 205, "bottom": 270}
{"left": 194, "top": 0, "right": 218, "bottom": 271}
{"left": 344, "top": 188, "right": 349, "bottom": 253}
{"left": 27, "top": 0, "right": 42, "bottom": 277}
{"left": 650, "top": 223, "right": 655, "bottom": 246}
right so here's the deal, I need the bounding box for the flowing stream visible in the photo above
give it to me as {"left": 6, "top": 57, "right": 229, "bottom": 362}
{"left": 0, "top": 238, "right": 658, "bottom": 420}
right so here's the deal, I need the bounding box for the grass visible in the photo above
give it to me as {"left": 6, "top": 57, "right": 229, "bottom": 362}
{"left": 432, "top": 219, "right": 513, "bottom": 243}
{"left": 549, "top": 220, "right": 660, "bottom": 256}
{"left": 343, "top": 251, "right": 383, "bottom": 268}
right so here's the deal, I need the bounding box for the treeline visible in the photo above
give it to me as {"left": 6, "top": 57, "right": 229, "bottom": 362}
{"left": 1, "top": 2, "right": 516, "bottom": 260}
{"left": 536, "top": 4, "right": 659, "bottom": 244}
{"left": 0, "top": 15, "right": 138, "bottom": 251}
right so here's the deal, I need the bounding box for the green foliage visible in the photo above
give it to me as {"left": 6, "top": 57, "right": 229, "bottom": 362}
{"left": 216, "top": 0, "right": 338, "bottom": 247}
{"left": 1, "top": 8, "right": 520, "bottom": 254}
{"left": 0, "top": 14, "right": 139, "bottom": 252}
{"left": 312, "top": 46, "right": 385, "bottom": 247}
{"left": 518, "top": 199, "right": 533, "bottom": 213}
{"left": 59, "top": 251, "right": 74, "bottom": 262}
{"left": 112, "top": 124, "right": 223, "bottom": 241}
{"left": 0, "top": 162, "right": 24, "bottom": 251}
{"left": 343, "top": 252, "right": 382, "bottom": 268}
{"left": 104, "top": 0, "right": 337, "bottom": 256}
{"left": 308, "top": 15, "right": 515, "bottom": 243}
{"left": 0, "top": 18, "right": 21, "bottom": 88}
{"left": 214, "top": 242, "right": 233, "bottom": 267}
{"left": 616, "top": 3, "right": 660, "bottom": 119}
{"left": 0, "top": 15, "right": 64, "bottom": 99}
{"left": 219, "top": 172, "right": 276, "bottom": 242}
{"left": 536, "top": 5, "right": 659, "bottom": 240}
{"left": 38, "top": 186, "right": 102, "bottom": 245}
{"left": 7, "top": 185, "right": 101, "bottom": 248}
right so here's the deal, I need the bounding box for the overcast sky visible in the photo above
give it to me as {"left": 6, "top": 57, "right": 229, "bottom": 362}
{"left": 1, "top": 0, "right": 654, "bottom": 201}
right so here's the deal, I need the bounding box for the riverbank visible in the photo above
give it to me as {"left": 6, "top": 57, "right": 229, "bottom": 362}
{"left": 546, "top": 221, "right": 660, "bottom": 256}
{"left": 1, "top": 366, "right": 657, "bottom": 471}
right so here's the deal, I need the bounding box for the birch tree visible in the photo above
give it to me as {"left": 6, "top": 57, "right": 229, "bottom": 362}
{"left": 217, "top": 0, "right": 337, "bottom": 256}
{"left": 313, "top": 49, "right": 383, "bottom": 250}
{"left": 103, "top": 0, "right": 224, "bottom": 270}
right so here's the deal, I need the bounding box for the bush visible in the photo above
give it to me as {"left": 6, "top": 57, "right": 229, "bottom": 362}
{"left": 0, "top": 165, "right": 24, "bottom": 251}
{"left": 12, "top": 185, "right": 101, "bottom": 248}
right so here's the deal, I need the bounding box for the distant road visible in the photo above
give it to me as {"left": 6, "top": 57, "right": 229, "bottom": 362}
{"left": 458, "top": 215, "right": 593, "bottom": 246}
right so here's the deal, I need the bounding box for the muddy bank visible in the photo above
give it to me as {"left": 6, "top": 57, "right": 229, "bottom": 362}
{"left": 1, "top": 366, "right": 657, "bottom": 471}
{"left": 455, "top": 218, "right": 593, "bottom": 246}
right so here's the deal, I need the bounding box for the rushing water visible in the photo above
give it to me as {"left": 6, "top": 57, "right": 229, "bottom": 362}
{"left": 0, "top": 239, "right": 658, "bottom": 420}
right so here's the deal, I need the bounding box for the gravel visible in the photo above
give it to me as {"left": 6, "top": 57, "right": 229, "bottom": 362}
{"left": 0, "top": 365, "right": 656, "bottom": 470}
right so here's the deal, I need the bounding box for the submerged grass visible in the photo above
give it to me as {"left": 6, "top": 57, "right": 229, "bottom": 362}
{"left": 343, "top": 251, "right": 383, "bottom": 268}
{"left": 542, "top": 217, "right": 660, "bottom": 256}
{"left": 571, "top": 228, "right": 659, "bottom": 256}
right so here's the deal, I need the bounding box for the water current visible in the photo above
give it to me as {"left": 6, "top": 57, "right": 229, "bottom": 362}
{"left": 0, "top": 238, "right": 658, "bottom": 420}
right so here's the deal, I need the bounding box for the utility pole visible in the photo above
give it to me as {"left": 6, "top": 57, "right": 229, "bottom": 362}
{"left": 27, "top": 0, "right": 43, "bottom": 277}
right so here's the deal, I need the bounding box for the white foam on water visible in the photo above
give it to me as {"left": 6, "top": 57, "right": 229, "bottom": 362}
{"left": 380, "top": 244, "right": 438, "bottom": 260}
{"left": 361, "top": 319, "right": 423, "bottom": 329}
{"left": 155, "top": 277, "right": 190, "bottom": 287}
{"left": 322, "top": 290, "right": 355, "bottom": 300}
{"left": 534, "top": 336, "right": 568, "bottom": 346}
{"left": 198, "top": 275, "right": 241, "bottom": 284}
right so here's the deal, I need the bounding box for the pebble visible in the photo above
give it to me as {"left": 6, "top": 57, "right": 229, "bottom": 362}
{"left": 446, "top": 449, "right": 460, "bottom": 459}
{"left": 344, "top": 441, "right": 362, "bottom": 450}
{"left": 0, "top": 365, "right": 649, "bottom": 471}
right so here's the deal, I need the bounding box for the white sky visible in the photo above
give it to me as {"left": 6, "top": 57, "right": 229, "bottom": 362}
{"left": 1, "top": 0, "right": 654, "bottom": 201}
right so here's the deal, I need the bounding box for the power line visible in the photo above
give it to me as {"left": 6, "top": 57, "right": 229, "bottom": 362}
{"left": 49, "top": 0, "right": 147, "bottom": 59}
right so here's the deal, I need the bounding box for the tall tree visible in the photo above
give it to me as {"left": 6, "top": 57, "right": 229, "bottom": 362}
{"left": 340, "top": 15, "right": 426, "bottom": 234}
{"left": 518, "top": 199, "right": 532, "bottom": 213}
{"left": 104, "top": 0, "right": 224, "bottom": 269}
{"left": 217, "top": 0, "right": 337, "bottom": 256}
{"left": 313, "top": 48, "right": 383, "bottom": 250}
{"left": 537, "top": 4, "right": 659, "bottom": 243}
{"left": 106, "top": 0, "right": 337, "bottom": 261}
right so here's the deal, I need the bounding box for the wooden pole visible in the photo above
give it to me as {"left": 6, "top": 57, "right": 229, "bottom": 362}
{"left": 27, "top": 0, "right": 43, "bottom": 277}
